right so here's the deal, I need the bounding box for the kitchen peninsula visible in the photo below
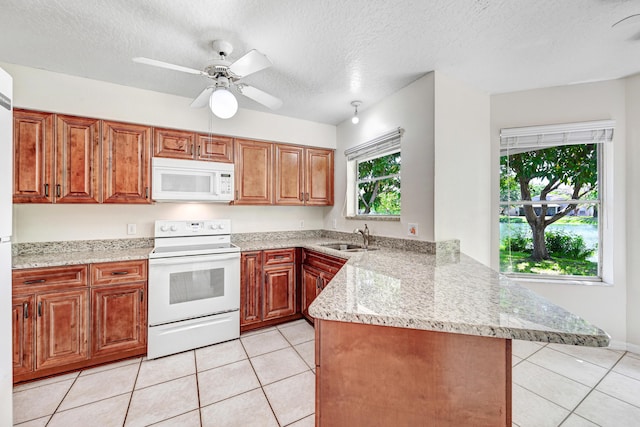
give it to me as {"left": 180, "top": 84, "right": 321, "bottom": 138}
{"left": 308, "top": 248, "right": 609, "bottom": 427}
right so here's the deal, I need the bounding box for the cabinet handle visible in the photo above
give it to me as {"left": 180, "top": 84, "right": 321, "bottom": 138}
{"left": 24, "top": 302, "right": 29, "bottom": 319}
{"left": 111, "top": 271, "right": 129, "bottom": 275}
{"left": 235, "top": 190, "right": 238, "bottom": 200}
{"left": 44, "top": 183, "right": 49, "bottom": 197}
{"left": 300, "top": 192, "right": 303, "bottom": 201}
{"left": 37, "top": 302, "right": 42, "bottom": 317}
{"left": 145, "top": 187, "right": 149, "bottom": 199}
{"left": 316, "top": 276, "right": 321, "bottom": 290}
{"left": 56, "top": 184, "right": 61, "bottom": 198}
{"left": 197, "top": 146, "right": 201, "bottom": 157}
{"left": 24, "top": 279, "right": 45, "bottom": 285}
{"left": 189, "top": 144, "right": 194, "bottom": 155}
{"left": 305, "top": 192, "right": 310, "bottom": 201}
{"left": 140, "top": 289, "right": 144, "bottom": 302}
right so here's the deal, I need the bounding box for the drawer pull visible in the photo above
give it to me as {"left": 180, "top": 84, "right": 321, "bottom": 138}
{"left": 56, "top": 184, "right": 61, "bottom": 198}
{"left": 37, "top": 302, "right": 42, "bottom": 317}
{"left": 24, "top": 279, "right": 46, "bottom": 285}
{"left": 111, "top": 271, "right": 129, "bottom": 275}
{"left": 24, "top": 302, "right": 29, "bottom": 319}
{"left": 44, "top": 183, "right": 49, "bottom": 197}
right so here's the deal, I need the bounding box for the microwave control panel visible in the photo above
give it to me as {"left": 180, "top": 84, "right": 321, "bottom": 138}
{"left": 219, "top": 173, "right": 233, "bottom": 195}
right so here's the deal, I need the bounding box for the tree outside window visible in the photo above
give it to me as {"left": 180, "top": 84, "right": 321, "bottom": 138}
{"left": 500, "top": 143, "right": 600, "bottom": 278}
{"left": 357, "top": 151, "right": 401, "bottom": 215}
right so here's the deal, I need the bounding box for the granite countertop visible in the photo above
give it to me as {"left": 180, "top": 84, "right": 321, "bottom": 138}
{"left": 307, "top": 247, "right": 610, "bottom": 347}
{"left": 12, "top": 236, "right": 609, "bottom": 347}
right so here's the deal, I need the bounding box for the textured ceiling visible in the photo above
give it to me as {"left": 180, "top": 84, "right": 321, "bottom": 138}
{"left": 1, "top": 0, "right": 639, "bottom": 124}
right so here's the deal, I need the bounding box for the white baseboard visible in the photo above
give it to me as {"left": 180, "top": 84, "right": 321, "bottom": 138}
{"left": 608, "top": 340, "right": 628, "bottom": 351}
{"left": 626, "top": 342, "right": 640, "bottom": 355}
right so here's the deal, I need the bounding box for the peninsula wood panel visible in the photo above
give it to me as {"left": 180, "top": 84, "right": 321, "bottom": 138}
{"left": 102, "top": 120, "right": 152, "bottom": 204}
{"left": 12, "top": 295, "right": 34, "bottom": 376}
{"left": 234, "top": 139, "right": 272, "bottom": 204}
{"left": 316, "top": 320, "right": 512, "bottom": 427}
{"left": 13, "top": 109, "right": 54, "bottom": 203}
{"left": 56, "top": 114, "right": 101, "bottom": 203}
{"left": 274, "top": 144, "right": 304, "bottom": 205}
{"left": 35, "top": 289, "right": 89, "bottom": 371}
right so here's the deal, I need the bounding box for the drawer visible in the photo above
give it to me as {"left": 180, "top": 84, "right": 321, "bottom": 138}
{"left": 91, "top": 260, "right": 148, "bottom": 286}
{"left": 263, "top": 248, "right": 296, "bottom": 266}
{"left": 303, "top": 250, "right": 346, "bottom": 275}
{"left": 13, "top": 265, "right": 88, "bottom": 293}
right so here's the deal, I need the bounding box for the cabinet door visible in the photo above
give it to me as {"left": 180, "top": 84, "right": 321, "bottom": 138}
{"left": 153, "top": 127, "right": 195, "bottom": 160}
{"left": 56, "top": 115, "right": 101, "bottom": 203}
{"left": 12, "top": 295, "right": 34, "bottom": 376}
{"left": 13, "top": 109, "right": 54, "bottom": 203}
{"left": 240, "top": 251, "right": 262, "bottom": 326}
{"left": 102, "top": 120, "right": 152, "bottom": 204}
{"left": 91, "top": 283, "right": 146, "bottom": 358}
{"left": 263, "top": 264, "right": 296, "bottom": 320}
{"left": 302, "top": 264, "right": 322, "bottom": 320}
{"left": 234, "top": 139, "right": 272, "bottom": 205}
{"left": 197, "top": 134, "right": 234, "bottom": 163}
{"left": 36, "top": 289, "right": 89, "bottom": 370}
{"left": 274, "top": 144, "right": 304, "bottom": 205}
{"left": 305, "top": 148, "right": 334, "bottom": 206}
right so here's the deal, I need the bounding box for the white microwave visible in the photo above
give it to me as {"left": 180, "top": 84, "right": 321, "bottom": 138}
{"left": 152, "top": 157, "right": 234, "bottom": 202}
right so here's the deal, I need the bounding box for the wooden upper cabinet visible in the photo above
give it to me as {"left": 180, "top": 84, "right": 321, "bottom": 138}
{"left": 153, "top": 127, "right": 196, "bottom": 160}
{"left": 197, "top": 134, "right": 234, "bottom": 162}
{"left": 305, "top": 148, "right": 334, "bottom": 206}
{"left": 234, "top": 139, "right": 272, "bottom": 205}
{"left": 275, "top": 144, "right": 304, "bottom": 205}
{"left": 102, "top": 120, "right": 152, "bottom": 204}
{"left": 13, "top": 109, "right": 54, "bottom": 203}
{"left": 56, "top": 115, "right": 101, "bottom": 203}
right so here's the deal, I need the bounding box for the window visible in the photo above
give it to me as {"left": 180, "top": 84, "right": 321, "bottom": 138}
{"left": 345, "top": 128, "right": 403, "bottom": 217}
{"left": 499, "top": 120, "right": 614, "bottom": 280}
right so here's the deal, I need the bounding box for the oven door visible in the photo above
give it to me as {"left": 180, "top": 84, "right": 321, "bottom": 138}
{"left": 148, "top": 252, "right": 240, "bottom": 326}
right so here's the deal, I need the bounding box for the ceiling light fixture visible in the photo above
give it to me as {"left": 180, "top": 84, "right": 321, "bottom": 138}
{"left": 351, "top": 100, "right": 362, "bottom": 124}
{"left": 209, "top": 77, "right": 238, "bottom": 119}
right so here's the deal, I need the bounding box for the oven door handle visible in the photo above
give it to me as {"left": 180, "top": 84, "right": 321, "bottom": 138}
{"left": 149, "top": 253, "right": 240, "bottom": 265}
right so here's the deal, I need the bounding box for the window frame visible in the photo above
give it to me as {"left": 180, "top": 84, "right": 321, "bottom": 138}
{"left": 498, "top": 120, "right": 614, "bottom": 282}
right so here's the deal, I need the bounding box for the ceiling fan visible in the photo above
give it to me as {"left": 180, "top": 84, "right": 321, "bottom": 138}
{"left": 133, "top": 40, "right": 282, "bottom": 119}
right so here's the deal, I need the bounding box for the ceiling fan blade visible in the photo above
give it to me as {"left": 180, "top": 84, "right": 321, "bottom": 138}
{"left": 236, "top": 84, "right": 283, "bottom": 110}
{"left": 133, "top": 57, "right": 205, "bottom": 76}
{"left": 190, "top": 86, "right": 215, "bottom": 108}
{"left": 228, "top": 49, "right": 273, "bottom": 77}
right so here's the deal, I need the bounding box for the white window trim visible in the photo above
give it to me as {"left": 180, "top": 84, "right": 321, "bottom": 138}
{"left": 345, "top": 128, "right": 403, "bottom": 217}
{"left": 499, "top": 120, "right": 615, "bottom": 283}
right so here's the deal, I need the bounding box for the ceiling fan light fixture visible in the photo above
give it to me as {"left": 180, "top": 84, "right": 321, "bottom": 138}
{"left": 209, "top": 87, "right": 238, "bottom": 119}
{"left": 351, "top": 100, "right": 362, "bottom": 125}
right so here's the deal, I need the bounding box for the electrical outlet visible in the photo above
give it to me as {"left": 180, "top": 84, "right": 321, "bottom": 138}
{"left": 333, "top": 218, "right": 337, "bottom": 229}
{"left": 127, "top": 223, "right": 137, "bottom": 235}
{"left": 408, "top": 223, "right": 418, "bottom": 237}
{"left": 299, "top": 220, "right": 304, "bottom": 229}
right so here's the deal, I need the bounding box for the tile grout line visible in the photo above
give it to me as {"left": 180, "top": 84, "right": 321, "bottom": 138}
{"left": 121, "top": 357, "right": 143, "bottom": 426}
{"left": 193, "top": 349, "right": 204, "bottom": 427}
{"left": 240, "top": 333, "right": 283, "bottom": 427}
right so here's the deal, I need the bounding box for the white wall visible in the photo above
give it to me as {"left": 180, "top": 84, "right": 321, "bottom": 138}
{"left": 433, "top": 73, "right": 491, "bottom": 265}
{"left": 328, "top": 73, "right": 436, "bottom": 240}
{"left": 2, "top": 62, "right": 335, "bottom": 242}
{"left": 624, "top": 74, "right": 640, "bottom": 351}
{"left": 490, "top": 80, "right": 628, "bottom": 347}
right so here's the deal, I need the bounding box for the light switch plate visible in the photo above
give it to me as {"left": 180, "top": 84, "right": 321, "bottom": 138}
{"left": 408, "top": 223, "right": 418, "bottom": 237}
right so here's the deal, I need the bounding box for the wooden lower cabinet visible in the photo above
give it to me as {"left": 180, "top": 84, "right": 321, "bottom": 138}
{"left": 301, "top": 250, "right": 346, "bottom": 321}
{"left": 12, "top": 261, "right": 148, "bottom": 383}
{"left": 12, "top": 295, "right": 34, "bottom": 376}
{"left": 240, "top": 248, "right": 300, "bottom": 331}
{"left": 36, "top": 289, "right": 89, "bottom": 370}
{"left": 91, "top": 283, "right": 146, "bottom": 358}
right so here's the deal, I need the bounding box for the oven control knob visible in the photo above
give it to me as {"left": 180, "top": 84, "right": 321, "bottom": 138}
{"left": 160, "top": 225, "right": 168, "bottom": 232}
{"left": 170, "top": 225, "right": 178, "bottom": 231}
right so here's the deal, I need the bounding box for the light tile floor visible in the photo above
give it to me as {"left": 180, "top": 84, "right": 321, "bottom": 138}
{"left": 12, "top": 320, "right": 640, "bottom": 426}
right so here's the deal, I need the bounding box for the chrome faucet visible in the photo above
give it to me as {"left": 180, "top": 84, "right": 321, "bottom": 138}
{"left": 354, "top": 224, "right": 370, "bottom": 249}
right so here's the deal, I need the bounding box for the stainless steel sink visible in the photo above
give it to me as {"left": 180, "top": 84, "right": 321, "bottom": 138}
{"left": 319, "top": 243, "right": 378, "bottom": 252}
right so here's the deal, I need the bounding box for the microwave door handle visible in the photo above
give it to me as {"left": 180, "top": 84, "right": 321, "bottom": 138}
{"left": 149, "top": 253, "right": 239, "bottom": 265}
